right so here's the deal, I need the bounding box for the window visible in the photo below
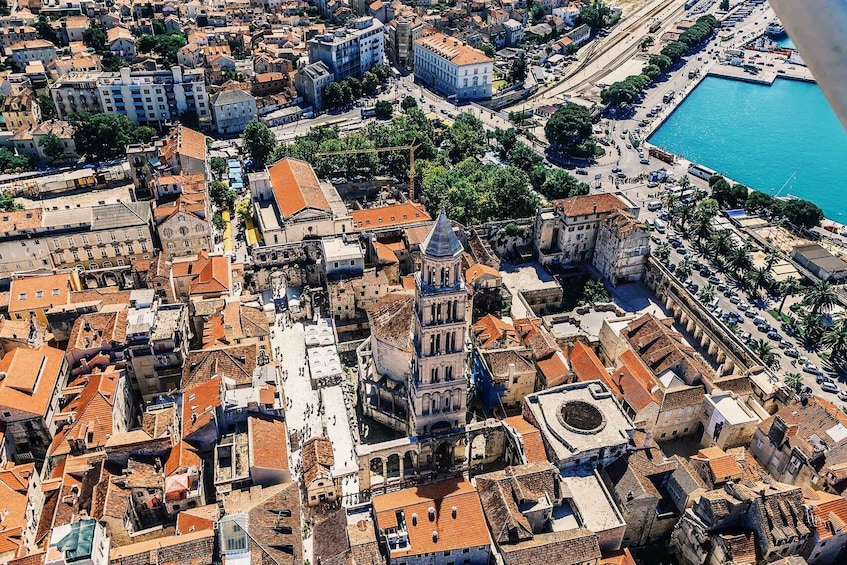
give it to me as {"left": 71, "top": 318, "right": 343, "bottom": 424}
{"left": 18, "top": 293, "right": 26, "bottom": 300}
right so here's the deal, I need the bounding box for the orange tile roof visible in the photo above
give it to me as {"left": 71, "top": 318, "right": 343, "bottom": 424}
{"left": 465, "top": 263, "right": 500, "bottom": 286}
{"left": 268, "top": 158, "right": 329, "bottom": 218}
{"left": 804, "top": 490, "right": 847, "bottom": 540}
{"left": 172, "top": 251, "right": 231, "bottom": 296}
{"left": 471, "top": 314, "right": 518, "bottom": 350}
{"left": 373, "top": 478, "right": 491, "bottom": 557}
{"left": 248, "top": 413, "right": 288, "bottom": 471}
{"left": 600, "top": 549, "right": 638, "bottom": 565}
{"left": 351, "top": 202, "right": 431, "bottom": 230}
{"left": 504, "top": 416, "right": 548, "bottom": 463}
{"left": 415, "top": 32, "right": 492, "bottom": 66}
{"left": 67, "top": 310, "right": 128, "bottom": 352}
{"left": 161, "top": 124, "right": 206, "bottom": 163}
{"left": 0, "top": 463, "right": 35, "bottom": 540}
{"left": 0, "top": 344, "right": 65, "bottom": 418}
{"left": 553, "top": 193, "right": 627, "bottom": 218}
{"left": 165, "top": 440, "right": 202, "bottom": 477}
{"left": 373, "top": 241, "right": 399, "bottom": 264}
{"left": 176, "top": 506, "right": 218, "bottom": 535}
{"left": 569, "top": 342, "right": 609, "bottom": 384}
{"left": 181, "top": 377, "right": 221, "bottom": 439}
{"left": 9, "top": 273, "right": 74, "bottom": 313}
{"left": 49, "top": 371, "right": 120, "bottom": 458}
{"left": 301, "top": 436, "right": 334, "bottom": 486}
{"left": 692, "top": 447, "right": 742, "bottom": 483}
{"left": 610, "top": 350, "right": 661, "bottom": 412}
{"left": 0, "top": 209, "right": 41, "bottom": 232}
{"left": 536, "top": 352, "right": 569, "bottom": 387}
{"left": 109, "top": 530, "right": 214, "bottom": 561}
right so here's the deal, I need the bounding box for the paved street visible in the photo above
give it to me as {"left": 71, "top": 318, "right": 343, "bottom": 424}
{"left": 650, "top": 223, "right": 841, "bottom": 403}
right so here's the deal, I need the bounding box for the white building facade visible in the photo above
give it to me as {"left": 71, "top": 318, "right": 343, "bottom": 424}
{"left": 307, "top": 16, "right": 384, "bottom": 81}
{"left": 413, "top": 33, "right": 493, "bottom": 100}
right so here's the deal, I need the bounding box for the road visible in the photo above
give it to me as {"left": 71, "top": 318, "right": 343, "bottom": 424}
{"left": 648, "top": 221, "right": 841, "bottom": 404}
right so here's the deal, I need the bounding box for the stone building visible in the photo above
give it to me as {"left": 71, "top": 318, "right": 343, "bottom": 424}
{"left": 751, "top": 396, "right": 847, "bottom": 488}
{"left": 534, "top": 193, "right": 638, "bottom": 266}
{"left": 592, "top": 209, "right": 649, "bottom": 285}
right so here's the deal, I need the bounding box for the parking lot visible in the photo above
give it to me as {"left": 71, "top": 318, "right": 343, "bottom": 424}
{"left": 650, "top": 221, "right": 843, "bottom": 403}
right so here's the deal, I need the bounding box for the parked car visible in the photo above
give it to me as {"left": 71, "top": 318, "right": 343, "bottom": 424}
{"left": 707, "top": 276, "right": 721, "bottom": 285}
{"left": 804, "top": 364, "right": 822, "bottom": 376}
{"left": 778, "top": 341, "right": 792, "bottom": 349}
{"left": 729, "top": 296, "right": 741, "bottom": 304}
{"left": 651, "top": 235, "right": 662, "bottom": 244}
{"left": 640, "top": 158, "right": 650, "bottom": 165}
{"left": 821, "top": 381, "right": 840, "bottom": 394}
{"left": 817, "top": 374, "right": 834, "bottom": 384}
{"left": 784, "top": 348, "right": 800, "bottom": 358}
{"left": 766, "top": 331, "right": 782, "bottom": 341}
{"left": 738, "top": 303, "right": 749, "bottom": 311}
{"left": 744, "top": 308, "right": 757, "bottom": 318}
{"left": 839, "top": 390, "right": 847, "bottom": 402}
{"left": 668, "top": 263, "right": 676, "bottom": 272}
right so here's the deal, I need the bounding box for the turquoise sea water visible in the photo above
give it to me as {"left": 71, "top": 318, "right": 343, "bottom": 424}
{"left": 648, "top": 76, "right": 847, "bottom": 220}
{"left": 775, "top": 36, "right": 795, "bottom": 49}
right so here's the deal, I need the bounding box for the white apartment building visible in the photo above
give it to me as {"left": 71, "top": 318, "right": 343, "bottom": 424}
{"left": 50, "top": 71, "right": 103, "bottom": 119}
{"left": 96, "top": 66, "right": 210, "bottom": 127}
{"left": 413, "top": 32, "right": 493, "bottom": 100}
{"left": 9, "top": 39, "right": 57, "bottom": 69}
{"left": 210, "top": 88, "right": 257, "bottom": 135}
{"left": 307, "top": 16, "right": 384, "bottom": 80}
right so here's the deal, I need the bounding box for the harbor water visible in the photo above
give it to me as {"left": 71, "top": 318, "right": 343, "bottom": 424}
{"left": 648, "top": 76, "right": 847, "bottom": 220}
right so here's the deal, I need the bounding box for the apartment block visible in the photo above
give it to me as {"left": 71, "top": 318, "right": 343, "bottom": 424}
{"left": 307, "top": 16, "right": 384, "bottom": 81}
{"left": 50, "top": 71, "right": 103, "bottom": 119}
{"left": 414, "top": 32, "right": 493, "bottom": 100}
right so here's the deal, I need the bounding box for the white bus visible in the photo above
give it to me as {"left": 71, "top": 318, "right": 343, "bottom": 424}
{"left": 654, "top": 218, "right": 666, "bottom": 233}
{"left": 688, "top": 163, "right": 716, "bottom": 181}
{"left": 647, "top": 200, "right": 662, "bottom": 211}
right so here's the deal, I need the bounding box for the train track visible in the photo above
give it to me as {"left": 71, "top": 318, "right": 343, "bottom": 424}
{"left": 528, "top": 0, "right": 687, "bottom": 104}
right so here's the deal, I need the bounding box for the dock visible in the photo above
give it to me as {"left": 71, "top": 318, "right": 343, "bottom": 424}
{"left": 707, "top": 63, "right": 816, "bottom": 85}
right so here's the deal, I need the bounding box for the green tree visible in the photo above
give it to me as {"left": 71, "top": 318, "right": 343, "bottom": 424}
{"left": 648, "top": 54, "right": 673, "bottom": 71}
{"left": 211, "top": 156, "right": 227, "bottom": 179}
{"left": 581, "top": 278, "right": 610, "bottom": 305}
{"left": 803, "top": 280, "right": 837, "bottom": 314}
{"left": 401, "top": 96, "right": 417, "bottom": 111}
{"left": 676, "top": 257, "right": 694, "bottom": 280}
{"left": 83, "top": 25, "right": 107, "bottom": 52}
{"left": 70, "top": 113, "right": 143, "bottom": 159}
{"left": 509, "top": 55, "right": 528, "bottom": 84}
{"left": 544, "top": 104, "right": 593, "bottom": 154}
{"left": 784, "top": 372, "right": 803, "bottom": 393}
{"left": 745, "top": 265, "right": 774, "bottom": 297}
{"left": 0, "top": 191, "right": 23, "bottom": 211}
{"left": 374, "top": 100, "right": 393, "bottom": 119}
{"left": 720, "top": 0, "right": 730, "bottom": 10}
{"left": 507, "top": 142, "right": 542, "bottom": 173}
{"left": 660, "top": 41, "right": 688, "bottom": 62}
{"left": 325, "top": 82, "right": 345, "bottom": 109}
{"left": 212, "top": 213, "right": 226, "bottom": 231}
{"left": 777, "top": 275, "right": 800, "bottom": 313}
{"left": 38, "top": 132, "right": 65, "bottom": 161}
{"left": 727, "top": 244, "right": 752, "bottom": 277}
{"left": 138, "top": 33, "right": 186, "bottom": 65}
{"left": 579, "top": 0, "right": 611, "bottom": 31}
{"left": 641, "top": 35, "right": 655, "bottom": 49}
{"left": 100, "top": 52, "right": 123, "bottom": 72}
{"left": 480, "top": 42, "right": 495, "bottom": 58}
{"left": 371, "top": 63, "right": 392, "bottom": 82}
{"left": 210, "top": 180, "right": 236, "bottom": 211}
{"left": 445, "top": 113, "right": 487, "bottom": 161}
{"left": 34, "top": 16, "right": 59, "bottom": 45}
{"left": 530, "top": 4, "right": 547, "bottom": 24}
{"left": 362, "top": 72, "right": 379, "bottom": 95}
{"left": 653, "top": 242, "right": 671, "bottom": 263}
{"left": 781, "top": 198, "right": 824, "bottom": 229}
{"left": 541, "top": 168, "right": 589, "bottom": 199}
{"left": 0, "top": 147, "right": 30, "bottom": 172}
{"left": 750, "top": 338, "right": 780, "bottom": 370}
{"left": 799, "top": 312, "right": 826, "bottom": 349}
{"left": 745, "top": 190, "right": 773, "bottom": 213}
{"left": 37, "top": 94, "right": 57, "bottom": 120}
{"left": 824, "top": 315, "right": 847, "bottom": 368}
{"left": 697, "top": 283, "right": 716, "bottom": 304}
{"left": 344, "top": 76, "right": 362, "bottom": 99}
{"left": 641, "top": 64, "right": 661, "bottom": 80}
{"left": 241, "top": 119, "right": 277, "bottom": 168}
{"left": 601, "top": 74, "right": 650, "bottom": 106}
{"left": 494, "top": 127, "right": 518, "bottom": 158}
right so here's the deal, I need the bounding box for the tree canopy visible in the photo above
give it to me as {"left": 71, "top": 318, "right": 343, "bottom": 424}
{"left": 444, "top": 113, "right": 488, "bottom": 161}
{"left": 579, "top": 0, "right": 612, "bottom": 31}
{"left": 38, "top": 133, "right": 65, "bottom": 161}
{"left": 70, "top": 113, "right": 150, "bottom": 160}
{"left": 241, "top": 119, "right": 277, "bottom": 168}
{"left": 544, "top": 104, "right": 594, "bottom": 156}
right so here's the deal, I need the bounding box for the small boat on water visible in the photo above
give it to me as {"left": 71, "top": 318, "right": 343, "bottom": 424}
{"left": 765, "top": 20, "right": 786, "bottom": 37}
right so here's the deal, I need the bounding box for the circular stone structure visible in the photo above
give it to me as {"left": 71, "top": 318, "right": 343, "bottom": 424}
{"left": 558, "top": 400, "right": 606, "bottom": 435}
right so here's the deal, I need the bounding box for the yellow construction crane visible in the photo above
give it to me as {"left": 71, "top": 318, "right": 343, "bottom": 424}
{"left": 314, "top": 145, "right": 420, "bottom": 200}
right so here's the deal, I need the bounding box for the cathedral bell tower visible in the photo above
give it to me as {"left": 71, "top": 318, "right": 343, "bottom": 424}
{"left": 409, "top": 212, "right": 468, "bottom": 436}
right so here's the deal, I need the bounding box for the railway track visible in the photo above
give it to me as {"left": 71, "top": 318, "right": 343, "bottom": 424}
{"left": 528, "top": 0, "right": 687, "bottom": 104}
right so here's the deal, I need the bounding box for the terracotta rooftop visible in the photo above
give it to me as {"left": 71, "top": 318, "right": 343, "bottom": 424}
{"left": 301, "top": 436, "right": 333, "bottom": 485}
{"left": 503, "top": 416, "right": 548, "bottom": 463}
{"left": 48, "top": 371, "right": 121, "bottom": 458}
{"left": 170, "top": 251, "right": 231, "bottom": 296}
{"left": 164, "top": 440, "right": 202, "bottom": 477}
{"left": 202, "top": 301, "right": 269, "bottom": 348}
{"left": 182, "top": 343, "right": 258, "bottom": 389}
{"left": 181, "top": 377, "right": 222, "bottom": 439}
{"left": 569, "top": 341, "right": 610, "bottom": 385}
{"left": 803, "top": 489, "right": 847, "bottom": 540}
{"left": 367, "top": 291, "right": 415, "bottom": 352}
{"left": 415, "top": 32, "right": 492, "bottom": 66}
{"left": 691, "top": 447, "right": 743, "bottom": 484}
{"left": 553, "top": 193, "right": 628, "bottom": 218}
{"left": 351, "top": 202, "right": 431, "bottom": 230}
{"left": 67, "top": 309, "right": 128, "bottom": 352}
{"left": 248, "top": 413, "right": 288, "bottom": 472}
{"left": 161, "top": 124, "right": 206, "bottom": 164}
{"left": 0, "top": 344, "right": 66, "bottom": 418}
{"left": 268, "top": 158, "right": 329, "bottom": 218}
{"left": 472, "top": 314, "right": 519, "bottom": 350}
{"left": 0, "top": 209, "right": 41, "bottom": 232}
{"left": 372, "top": 478, "right": 491, "bottom": 558}
{"left": 9, "top": 273, "right": 74, "bottom": 313}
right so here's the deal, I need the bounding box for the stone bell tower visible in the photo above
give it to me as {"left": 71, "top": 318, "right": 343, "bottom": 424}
{"left": 409, "top": 212, "right": 468, "bottom": 437}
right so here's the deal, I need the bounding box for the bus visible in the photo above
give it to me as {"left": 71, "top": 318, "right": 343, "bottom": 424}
{"left": 361, "top": 106, "right": 376, "bottom": 118}
{"left": 687, "top": 163, "right": 716, "bottom": 181}
{"left": 654, "top": 218, "right": 666, "bottom": 233}
{"left": 663, "top": 90, "right": 675, "bottom": 103}
{"left": 649, "top": 147, "right": 675, "bottom": 164}
{"left": 647, "top": 200, "right": 662, "bottom": 211}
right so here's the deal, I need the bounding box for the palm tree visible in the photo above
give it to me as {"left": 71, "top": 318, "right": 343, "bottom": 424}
{"left": 653, "top": 242, "right": 671, "bottom": 263}
{"left": 692, "top": 214, "right": 712, "bottom": 245}
{"left": 663, "top": 191, "right": 680, "bottom": 213}
{"left": 676, "top": 203, "right": 695, "bottom": 232}
{"left": 727, "top": 244, "right": 752, "bottom": 278}
{"left": 697, "top": 283, "right": 716, "bottom": 304}
{"left": 765, "top": 248, "right": 781, "bottom": 270}
{"left": 823, "top": 314, "right": 847, "bottom": 368}
{"left": 676, "top": 257, "right": 694, "bottom": 280}
{"left": 803, "top": 280, "right": 838, "bottom": 314}
{"left": 709, "top": 231, "right": 734, "bottom": 264}
{"left": 777, "top": 275, "right": 800, "bottom": 313}
{"left": 799, "top": 312, "right": 826, "bottom": 350}
{"left": 784, "top": 372, "right": 803, "bottom": 393}
{"left": 678, "top": 174, "right": 691, "bottom": 190}
{"left": 746, "top": 266, "right": 774, "bottom": 297}
{"left": 750, "top": 338, "right": 780, "bottom": 370}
